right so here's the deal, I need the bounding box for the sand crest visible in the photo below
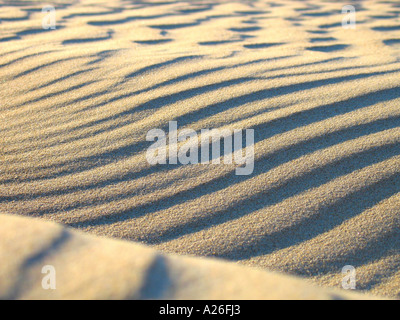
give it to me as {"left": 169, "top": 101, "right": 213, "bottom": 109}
{"left": 0, "top": 214, "right": 379, "bottom": 300}
{"left": 1, "top": 0, "right": 400, "bottom": 299}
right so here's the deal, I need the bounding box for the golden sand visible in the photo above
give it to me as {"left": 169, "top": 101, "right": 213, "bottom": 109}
{"left": 0, "top": 214, "right": 379, "bottom": 299}
{"left": 1, "top": 0, "right": 400, "bottom": 299}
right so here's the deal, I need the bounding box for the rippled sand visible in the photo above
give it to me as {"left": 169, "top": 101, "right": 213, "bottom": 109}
{"left": 1, "top": 0, "right": 400, "bottom": 299}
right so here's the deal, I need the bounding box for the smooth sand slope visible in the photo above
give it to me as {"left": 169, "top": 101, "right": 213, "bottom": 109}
{"left": 0, "top": 0, "right": 400, "bottom": 298}
{"left": 0, "top": 214, "right": 377, "bottom": 300}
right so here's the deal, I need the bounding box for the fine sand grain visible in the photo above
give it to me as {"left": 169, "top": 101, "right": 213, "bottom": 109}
{"left": 0, "top": 214, "right": 379, "bottom": 299}
{"left": 1, "top": 0, "right": 400, "bottom": 299}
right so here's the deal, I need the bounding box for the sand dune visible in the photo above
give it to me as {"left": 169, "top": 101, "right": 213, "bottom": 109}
{"left": 1, "top": 0, "right": 400, "bottom": 299}
{"left": 0, "top": 214, "right": 378, "bottom": 300}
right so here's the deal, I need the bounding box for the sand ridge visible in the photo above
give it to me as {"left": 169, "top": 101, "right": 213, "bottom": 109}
{"left": 0, "top": 214, "right": 380, "bottom": 300}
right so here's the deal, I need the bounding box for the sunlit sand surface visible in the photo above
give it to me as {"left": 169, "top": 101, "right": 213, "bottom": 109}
{"left": 1, "top": 0, "right": 400, "bottom": 299}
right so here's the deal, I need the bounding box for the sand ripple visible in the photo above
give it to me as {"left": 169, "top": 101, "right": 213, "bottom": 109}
{"left": 1, "top": 0, "right": 400, "bottom": 298}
